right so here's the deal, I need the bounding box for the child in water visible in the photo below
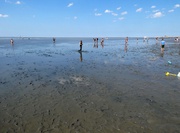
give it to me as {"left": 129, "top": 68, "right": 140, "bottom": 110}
{"left": 160, "top": 38, "right": 165, "bottom": 53}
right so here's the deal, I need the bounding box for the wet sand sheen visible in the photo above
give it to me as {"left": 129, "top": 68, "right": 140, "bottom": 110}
{"left": 0, "top": 37, "right": 180, "bottom": 133}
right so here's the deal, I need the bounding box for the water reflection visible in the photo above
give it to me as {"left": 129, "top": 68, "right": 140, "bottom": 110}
{"left": 93, "top": 43, "right": 98, "bottom": 48}
{"left": 124, "top": 43, "right": 128, "bottom": 52}
{"left": 160, "top": 52, "right": 164, "bottom": 57}
{"left": 78, "top": 51, "right": 83, "bottom": 62}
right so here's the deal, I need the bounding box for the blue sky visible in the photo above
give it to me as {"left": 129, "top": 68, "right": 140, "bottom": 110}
{"left": 0, "top": 0, "right": 180, "bottom": 37}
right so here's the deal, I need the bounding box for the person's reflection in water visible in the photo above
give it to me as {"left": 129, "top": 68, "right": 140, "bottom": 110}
{"left": 160, "top": 52, "right": 164, "bottom": 57}
{"left": 124, "top": 43, "right": 128, "bottom": 52}
{"left": 79, "top": 51, "right": 83, "bottom": 62}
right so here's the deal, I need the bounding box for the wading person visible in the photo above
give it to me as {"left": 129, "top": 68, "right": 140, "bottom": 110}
{"left": 79, "top": 40, "right": 83, "bottom": 51}
{"left": 160, "top": 38, "right": 165, "bottom": 53}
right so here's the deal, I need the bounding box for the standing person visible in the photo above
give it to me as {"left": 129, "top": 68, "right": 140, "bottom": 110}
{"left": 156, "top": 37, "right": 159, "bottom": 44}
{"left": 160, "top": 38, "right": 165, "bottom": 53}
{"left": 10, "top": 39, "right": 14, "bottom": 45}
{"left": 53, "top": 37, "right": 56, "bottom": 43}
{"left": 93, "top": 38, "right": 98, "bottom": 48}
{"left": 101, "top": 38, "right": 104, "bottom": 48}
{"left": 125, "top": 37, "right": 128, "bottom": 44}
{"left": 124, "top": 37, "right": 128, "bottom": 52}
{"left": 79, "top": 40, "right": 83, "bottom": 51}
{"left": 136, "top": 38, "right": 139, "bottom": 44}
{"left": 93, "top": 38, "right": 96, "bottom": 46}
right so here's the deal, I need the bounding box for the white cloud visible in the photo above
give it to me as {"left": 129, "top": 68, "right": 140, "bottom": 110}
{"left": 74, "top": 16, "right": 77, "bottom": 20}
{"left": 174, "top": 4, "right": 180, "bottom": 8}
{"left": 152, "top": 9, "right": 159, "bottom": 13}
{"left": 67, "top": 2, "right": 73, "bottom": 7}
{"left": 121, "top": 11, "right": 127, "bottom": 15}
{"left": 105, "top": 9, "right": 113, "bottom": 13}
{"left": 117, "top": 7, "right": 121, "bottom": 10}
{"left": 119, "top": 17, "right": 124, "bottom": 20}
{"left": 151, "top": 6, "right": 156, "bottom": 9}
{"left": 168, "top": 9, "right": 174, "bottom": 13}
{"left": 16, "top": 1, "right": 21, "bottom": 4}
{"left": 95, "top": 13, "right": 102, "bottom": 16}
{"left": 112, "top": 12, "right": 118, "bottom": 16}
{"left": 5, "top": 0, "right": 21, "bottom": 4}
{"left": 0, "top": 14, "right": 9, "bottom": 18}
{"left": 136, "top": 8, "right": 142, "bottom": 12}
{"left": 152, "top": 12, "right": 163, "bottom": 18}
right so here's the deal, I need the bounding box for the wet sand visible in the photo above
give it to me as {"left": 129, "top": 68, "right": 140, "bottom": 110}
{"left": 0, "top": 37, "right": 180, "bottom": 133}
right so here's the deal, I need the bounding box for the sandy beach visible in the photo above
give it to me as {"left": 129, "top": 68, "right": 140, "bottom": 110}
{"left": 0, "top": 37, "right": 180, "bottom": 133}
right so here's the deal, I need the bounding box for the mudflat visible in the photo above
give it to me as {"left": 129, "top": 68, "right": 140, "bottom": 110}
{"left": 0, "top": 37, "right": 180, "bottom": 133}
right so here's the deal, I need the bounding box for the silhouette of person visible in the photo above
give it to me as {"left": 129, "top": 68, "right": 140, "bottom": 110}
{"left": 10, "top": 39, "right": 14, "bottom": 45}
{"left": 101, "top": 38, "right": 104, "bottom": 48}
{"left": 93, "top": 38, "right": 98, "bottom": 48}
{"left": 156, "top": 37, "right": 159, "bottom": 45}
{"left": 79, "top": 40, "right": 83, "bottom": 51}
{"left": 53, "top": 37, "right": 56, "bottom": 43}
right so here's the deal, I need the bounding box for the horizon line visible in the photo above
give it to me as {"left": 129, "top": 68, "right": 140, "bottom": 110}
{"left": 0, "top": 36, "right": 180, "bottom": 38}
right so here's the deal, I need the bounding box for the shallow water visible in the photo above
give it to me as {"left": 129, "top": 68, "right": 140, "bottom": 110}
{"left": 0, "top": 37, "right": 180, "bottom": 133}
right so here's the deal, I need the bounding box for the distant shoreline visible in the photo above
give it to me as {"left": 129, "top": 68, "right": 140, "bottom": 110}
{"left": 0, "top": 36, "right": 180, "bottom": 39}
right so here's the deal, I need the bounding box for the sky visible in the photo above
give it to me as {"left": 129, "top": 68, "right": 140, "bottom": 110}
{"left": 0, "top": 0, "right": 180, "bottom": 37}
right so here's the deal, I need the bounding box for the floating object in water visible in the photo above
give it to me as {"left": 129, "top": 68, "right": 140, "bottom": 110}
{"left": 168, "top": 61, "right": 172, "bottom": 64}
{"left": 165, "top": 72, "right": 176, "bottom": 76}
{"left": 178, "top": 72, "right": 180, "bottom": 77}
{"left": 165, "top": 72, "right": 180, "bottom": 77}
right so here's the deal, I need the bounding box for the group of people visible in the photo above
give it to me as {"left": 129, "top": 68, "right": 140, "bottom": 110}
{"left": 9, "top": 37, "right": 168, "bottom": 54}
{"left": 124, "top": 36, "right": 166, "bottom": 54}
{"left": 79, "top": 37, "right": 167, "bottom": 54}
{"left": 79, "top": 38, "right": 104, "bottom": 51}
{"left": 93, "top": 38, "right": 104, "bottom": 48}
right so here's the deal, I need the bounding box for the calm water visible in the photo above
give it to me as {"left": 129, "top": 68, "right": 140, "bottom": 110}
{"left": 0, "top": 37, "right": 180, "bottom": 133}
